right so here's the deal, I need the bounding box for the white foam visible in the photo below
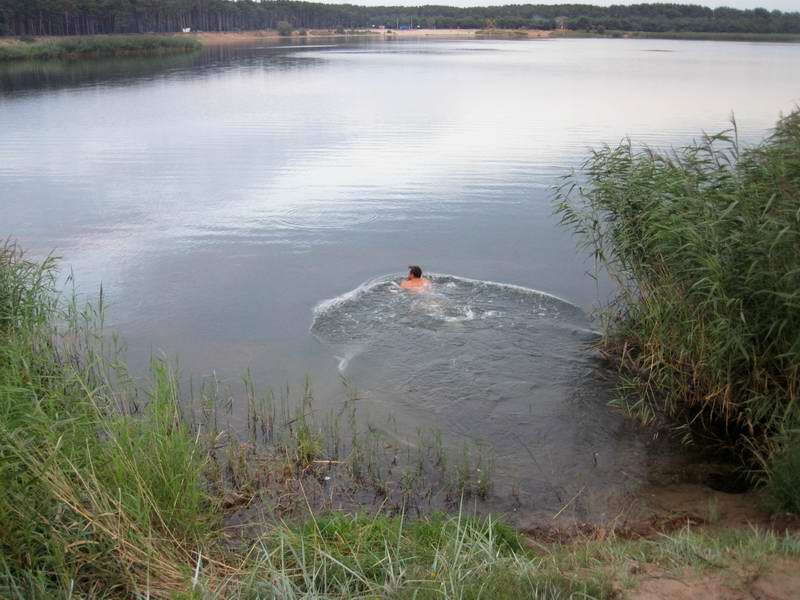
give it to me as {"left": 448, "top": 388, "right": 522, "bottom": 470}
{"left": 312, "top": 274, "right": 396, "bottom": 317}
{"left": 426, "top": 273, "right": 577, "bottom": 307}
{"left": 442, "top": 308, "right": 475, "bottom": 323}
{"left": 314, "top": 273, "right": 577, "bottom": 317}
{"left": 334, "top": 345, "right": 364, "bottom": 373}
{"left": 311, "top": 272, "right": 583, "bottom": 338}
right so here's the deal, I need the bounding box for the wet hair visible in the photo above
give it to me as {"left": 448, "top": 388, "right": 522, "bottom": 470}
{"left": 408, "top": 265, "right": 422, "bottom": 279}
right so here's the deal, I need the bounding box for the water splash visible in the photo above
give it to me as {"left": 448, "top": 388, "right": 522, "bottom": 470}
{"left": 311, "top": 273, "right": 594, "bottom": 354}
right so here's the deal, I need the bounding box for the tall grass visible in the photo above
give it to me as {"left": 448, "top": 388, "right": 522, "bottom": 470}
{"left": 0, "top": 35, "right": 200, "bottom": 61}
{"left": 235, "top": 510, "right": 605, "bottom": 599}
{"left": 0, "top": 242, "right": 215, "bottom": 597}
{"left": 554, "top": 110, "right": 800, "bottom": 468}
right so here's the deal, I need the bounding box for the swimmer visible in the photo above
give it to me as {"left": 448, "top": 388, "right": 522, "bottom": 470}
{"left": 400, "top": 265, "right": 431, "bottom": 291}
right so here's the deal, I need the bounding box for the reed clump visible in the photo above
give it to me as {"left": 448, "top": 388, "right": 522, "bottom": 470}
{"left": 554, "top": 110, "right": 800, "bottom": 472}
{"left": 238, "top": 510, "right": 605, "bottom": 599}
{"left": 0, "top": 242, "right": 219, "bottom": 597}
{"left": 767, "top": 437, "right": 800, "bottom": 513}
{"left": 0, "top": 35, "right": 200, "bottom": 61}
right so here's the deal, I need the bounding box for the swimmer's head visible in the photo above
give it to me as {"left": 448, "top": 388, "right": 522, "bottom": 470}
{"left": 408, "top": 265, "right": 423, "bottom": 279}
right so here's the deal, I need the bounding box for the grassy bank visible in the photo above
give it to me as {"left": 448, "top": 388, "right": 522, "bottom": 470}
{"left": 555, "top": 110, "right": 800, "bottom": 497}
{"left": 0, "top": 243, "right": 211, "bottom": 595}
{"left": 0, "top": 35, "right": 200, "bottom": 61}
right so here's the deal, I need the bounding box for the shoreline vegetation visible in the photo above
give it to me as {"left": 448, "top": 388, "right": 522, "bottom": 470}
{"left": 1, "top": 243, "right": 799, "bottom": 598}
{"left": 0, "top": 34, "right": 201, "bottom": 61}
{"left": 2, "top": 26, "right": 799, "bottom": 62}
{"left": 1, "top": 0, "right": 799, "bottom": 61}
{"left": 555, "top": 109, "right": 800, "bottom": 512}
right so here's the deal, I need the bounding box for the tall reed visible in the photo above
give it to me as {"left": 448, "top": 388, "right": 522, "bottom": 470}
{"left": 0, "top": 242, "right": 215, "bottom": 597}
{"left": 0, "top": 35, "right": 201, "bottom": 61}
{"left": 554, "top": 110, "right": 800, "bottom": 467}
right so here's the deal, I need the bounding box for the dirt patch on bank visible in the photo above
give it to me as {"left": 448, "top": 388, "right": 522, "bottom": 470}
{"left": 630, "top": 558, "right": 800, "bottom": 600}
{"left": 523, "top": 483, "right": 800, "bottom": 546}
{"left": 521, "top": 482, "right": 800, "bottom": 599}
{"left": 193, "top": 31, "right": 282, "bottom": 46}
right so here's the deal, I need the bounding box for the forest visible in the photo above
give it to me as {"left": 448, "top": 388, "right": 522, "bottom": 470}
{"left": 1, "top": 1, "right": 799, "bottom": 37}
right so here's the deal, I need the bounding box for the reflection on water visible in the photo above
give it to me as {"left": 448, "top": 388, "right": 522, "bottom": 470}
{"left": 2, "top": 37, "right": 799, "bottom": 519}
{"left": 0, "top": 41, "right": 330, "bottom": 94}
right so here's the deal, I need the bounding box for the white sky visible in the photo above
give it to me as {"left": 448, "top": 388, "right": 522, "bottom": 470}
{"left": 321, "top": 0, "right": 799, "bottom": 12}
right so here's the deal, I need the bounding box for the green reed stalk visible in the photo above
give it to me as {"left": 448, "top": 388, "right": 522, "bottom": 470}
{"left": 554, "top": 110, "right": 800, "bottom": 469}
{"left": 0, "top": 242, "right": 215, "bottom": 597}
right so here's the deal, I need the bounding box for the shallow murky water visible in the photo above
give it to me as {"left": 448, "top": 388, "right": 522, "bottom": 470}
{"left": 310, "top": 274, "right": 672, "bottom": 518}
{"left": 2, "top": 37, "right": 798, "bottom": 519}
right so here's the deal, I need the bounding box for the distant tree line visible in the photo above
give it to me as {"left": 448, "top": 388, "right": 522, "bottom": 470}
{"left": 1, "top": 1, "right": 799, "bottom": 37}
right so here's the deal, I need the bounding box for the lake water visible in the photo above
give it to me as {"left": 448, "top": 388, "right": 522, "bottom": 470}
{"left": 2, "top": 37, "right": 799, "bottom": 521}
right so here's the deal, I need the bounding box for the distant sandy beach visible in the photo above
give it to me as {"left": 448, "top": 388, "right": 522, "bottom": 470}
{"left": 194, "top": 28, "right": 552, "bottom": 46}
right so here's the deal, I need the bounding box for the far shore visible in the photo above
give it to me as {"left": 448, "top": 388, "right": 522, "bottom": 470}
{"left": 190, "top": 27, "right": 800, "bottom": 45}
{"left": 2, "top": 28, "right": 798, "bottom": 59}
{"left": 0, "top": 29, "right": 549, "bottom": 59}
{"left": 193, "top": 28, "right": 552, "bottom": 46}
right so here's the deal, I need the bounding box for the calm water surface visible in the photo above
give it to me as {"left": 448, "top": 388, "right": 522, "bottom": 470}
{"left": 2, "top": 38, "right": 799, "bottom": 519}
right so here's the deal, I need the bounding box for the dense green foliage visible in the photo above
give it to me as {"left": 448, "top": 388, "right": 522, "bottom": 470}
{"left": 0, "top": 34, "right": 199, "bottom": 60}
{"left": 768, "top": 439, "right": 800, "bottom": 513}
{"left": 1, "top": 1, "right": 798, "bottom": 36}
{"left": 555, "top": 110, "right": 800, "bottom": 467}
{"left": 0, "top": 244, "right": 213, "bottom": 596}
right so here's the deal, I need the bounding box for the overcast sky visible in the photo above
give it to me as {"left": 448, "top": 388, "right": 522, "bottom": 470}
{"left": 319, "top": 0, "right": 799, "bottom": 12}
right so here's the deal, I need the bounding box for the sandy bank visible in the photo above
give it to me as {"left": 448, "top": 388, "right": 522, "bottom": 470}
{"left": 193, "top": 28, "right": 552, "bottom": 46}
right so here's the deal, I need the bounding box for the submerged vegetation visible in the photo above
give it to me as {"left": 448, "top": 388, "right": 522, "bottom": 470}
{"left": 0, "top": 35, "right": 200, "bottom": 61}
{"left": 555, "top": 110, "right": 800, "bottom": 478}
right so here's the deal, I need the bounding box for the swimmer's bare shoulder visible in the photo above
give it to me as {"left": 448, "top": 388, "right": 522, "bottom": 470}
{"left": 401, "top": 265, "right": 431, "bottom": 291}
{"left": 400, "top": 277, "right": 431, "bottom": 290}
